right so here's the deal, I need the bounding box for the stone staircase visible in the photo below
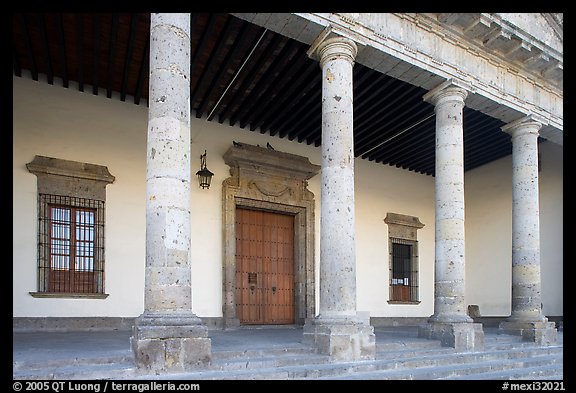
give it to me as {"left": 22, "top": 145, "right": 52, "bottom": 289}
{"left": 13, "top": 330, "right": 563, "bottom": 380}
{"left": 12, "top": 352, "right": 136, "bottom": 380}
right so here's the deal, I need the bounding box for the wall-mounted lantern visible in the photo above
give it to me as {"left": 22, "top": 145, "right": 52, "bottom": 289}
{"left": 196, "top": 150, "right": 214, "bottom": 189}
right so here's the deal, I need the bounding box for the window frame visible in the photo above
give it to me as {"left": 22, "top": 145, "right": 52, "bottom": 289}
{"left": 26, "top": 155, "right": 114, "bottom": 299}
{"left": 384, "top": 212, "right": 424, "bottom": 305}
{"left": 38, "top": 195, "right": 105, "bottom": 295}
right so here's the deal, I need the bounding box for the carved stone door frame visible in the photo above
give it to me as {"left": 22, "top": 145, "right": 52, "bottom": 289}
{"left": 221, "top": 143, "right": 320, "bottom": 328}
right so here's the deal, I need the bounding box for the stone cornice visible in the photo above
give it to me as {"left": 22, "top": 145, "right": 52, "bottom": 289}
{"left": 223, "top": 143, "right": 320, "bottom": 181}
{"left": 319, "top": 13, "right": 562, "bottom": 94}
{"left": 298, "top": 13, "right": 562, "bottom": 139}
{"left": 235, "top": 13, "right": 562, "bottom": 143}
{"left": 26, "top": 155, "right": 116, "bottom": 184}
{"left": 384, "top": 212, "right": 425, "bottom": 229}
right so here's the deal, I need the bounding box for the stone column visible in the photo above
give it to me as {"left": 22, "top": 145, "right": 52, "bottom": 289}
{"left": 131, "top": 13, "right": 211, "bottom": 373}
{"left": 418, "top": 80, "right": 484, "bottom": 351}
{"left": 498, "top": 117, "right": 557, "bottom": 344}
{"left": 302, "top": 35, "right": 375, "bottom": 361}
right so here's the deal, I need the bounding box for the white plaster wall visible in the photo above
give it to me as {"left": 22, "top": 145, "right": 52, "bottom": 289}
{"left": 537, "top": 141, "right": 563, "bottom": 317}
{"left": 13, "top": 75, "right": 563, "bottom": 319}
{"left": 13, "top": 77, "right": 148, "bottom": 317}
{"left": 465, "top": 155, "right": 514, "bottom": 316}
{"left": 12, "top": 75, "right": 323, "bottom": 318}
{"left": 354, "top": 159, "right": 435, "bottom": 317}
{"left": 465, "top": 140, "right": 563, "bottom": 317}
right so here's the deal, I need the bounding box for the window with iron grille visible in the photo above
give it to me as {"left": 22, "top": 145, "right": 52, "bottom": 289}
{"left": 389, "top": 238, "right": 418, "bottom": 302}
{"left": 384, "top": 212, "right": 424, "bottom": 304}
{"left": 26, "top": 155, "right": 114, "bottom": 299}
{"left": 38, "top": 194, "right": 105, "bottom": 294}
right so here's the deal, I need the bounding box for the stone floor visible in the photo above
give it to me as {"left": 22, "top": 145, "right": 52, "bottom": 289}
{"left": 12, "top": 325, "right": 564, "bottom": 380}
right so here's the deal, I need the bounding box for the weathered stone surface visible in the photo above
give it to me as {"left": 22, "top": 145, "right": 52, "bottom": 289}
{"left": 499, "top": 320, "right": 557, "bottom": 345}
{"left": 317, "top": 36, "right": 358, "bottom": 318}
{"left": 303, "top": 317, "right": 376, "bottom": 361}
{"left": 418, "top": 81, "right": 483, "bottom": 351}
{"left": 26, "top": 155, "right": 115, "bottom": 200}
{"left": 419, "top": 321, "right": 484, "bottom": 352}
{"left": 423, "top": 80, "right": 473, "bottom": 325}
{"left": 302, "top": 35, "right": 375, "bottom": 361}
{"left": 498, "top": 117, "right": 557, "bottom": 344}
{"left": 131, "top": 334, "right": 211, "bottom": 372}
{"left": 132, "top": 13, "right": 211, "bottom": 372}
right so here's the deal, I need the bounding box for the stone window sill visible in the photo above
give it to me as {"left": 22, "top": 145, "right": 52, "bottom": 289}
{"left": 387, "top": 300, "right": 421, "bottom": 305}
{"left": 29, "top": 292, "right": 109, "bottom": 299}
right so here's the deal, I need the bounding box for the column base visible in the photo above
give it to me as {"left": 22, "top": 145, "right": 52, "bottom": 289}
{"left": 498, "top": 320, "right": 557, "bottom": 345}
{"left": 223, "top": 316, "right": 240, "bottom": 330}
{"left": 419, "top": 321, "right": 484, "bottom": 352}
{"left": 303, "top": 315, "right": 375, "bottom": 361}
{"left": 131, "top": 312, "right": 212, "bottom": 373}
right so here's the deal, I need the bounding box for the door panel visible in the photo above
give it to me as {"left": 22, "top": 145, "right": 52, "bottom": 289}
{"left": 236, "top": 207, "right": 294, "bottom": 324}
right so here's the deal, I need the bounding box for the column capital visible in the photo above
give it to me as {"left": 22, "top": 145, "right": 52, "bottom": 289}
{"left": 150, "top": 13, "right": 191, "bottom": 36}
{"left": 309, "top": 35, "right": 358, "bottom": 68}
{"left": 501, "top": 115, "right": 543, "bottom": 138}
{"left": 423, "top": 79, "right": 471, "bottom": 107}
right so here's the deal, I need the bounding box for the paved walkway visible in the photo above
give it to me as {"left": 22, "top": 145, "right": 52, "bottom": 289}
{"left": 13, "top": 325, "right": 426, "bottom": 364}
{"left": 12, "top": 325, "right": 563, "bottom": 380}
{"left": 13, "top": 325, "right": 565, "bottom": 362}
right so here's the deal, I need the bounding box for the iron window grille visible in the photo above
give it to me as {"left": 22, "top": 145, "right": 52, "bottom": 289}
{"left": 37, "top": 194, "right": 105, "bottom": 294}
{"left": 389, "top": 237, "right": 419, "bottom": 302}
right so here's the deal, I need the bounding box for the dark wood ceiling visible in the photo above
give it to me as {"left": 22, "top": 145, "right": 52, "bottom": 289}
{"left": 13, "top": 12, "right": 520, "bottom": 176}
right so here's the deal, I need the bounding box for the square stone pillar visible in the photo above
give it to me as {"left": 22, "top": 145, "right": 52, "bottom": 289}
{"left": 131, "top": 314, "right": 211, "bottom": 372}
{"left": 499, "top": 320, "right": 557, "bottom": 345}
{"left": 418, "top": 321, "right": 484, "bottom": 352}
{"left": 303, "top": 315, "right": 375, "bottom": 361}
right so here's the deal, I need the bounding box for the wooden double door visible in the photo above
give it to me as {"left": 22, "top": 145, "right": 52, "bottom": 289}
{"left": 235, "top": 207, "right": 295, "bottom": 324}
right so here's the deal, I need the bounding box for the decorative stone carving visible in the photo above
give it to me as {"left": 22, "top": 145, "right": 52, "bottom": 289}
{"left": 248, "top": 180, "right": 292, "bottom": 198}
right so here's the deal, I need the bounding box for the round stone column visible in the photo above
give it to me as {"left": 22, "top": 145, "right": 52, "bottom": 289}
{"left": 427, "top": 83, "right": 471, "bottom": 324}
{"left": 131, "top": 13, "right": 211, "bottom": 372}
{"left": 499, "top": 117, "right": 556, "bottom": 344}
{"left": 418, "top": 80, "right": 483, "bottom": 351}
{"left": 303, "top": 36, "right": 375, "bottom": 361}
{"left": 317, "top": 37, "right": 358, "bottom": 318}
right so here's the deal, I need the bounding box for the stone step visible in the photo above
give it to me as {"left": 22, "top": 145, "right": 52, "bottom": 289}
{"left": 211, "top": 345, "right": 318, "bottom": 361}
{"left": 484, "top": 338, "right": 562, "bottom": 350}
{"left": 315, "top": 353, "right": 562, "bottom": 380}
{"left": 376, "top": 338, "right": 444, "bottom": 351}
{"left": 441, "top": 363, "right": 564, "bottom": 380}
{"left": 13, "top": 362, "right": 136, "bottom": 381}
{"left": 12, "top": 352, "right": 133, "bottom": 372}
{"left": 13, "top": 333, "right": 562, "bottom": 381}
{"left": 209, "top": 353, "right": 331, "bottom": 371}
{"left": 138, "top": 342, "right": 562, "bottom": 380}
{"left": 300, "top": 352, "right": 561, "bottom": 380}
